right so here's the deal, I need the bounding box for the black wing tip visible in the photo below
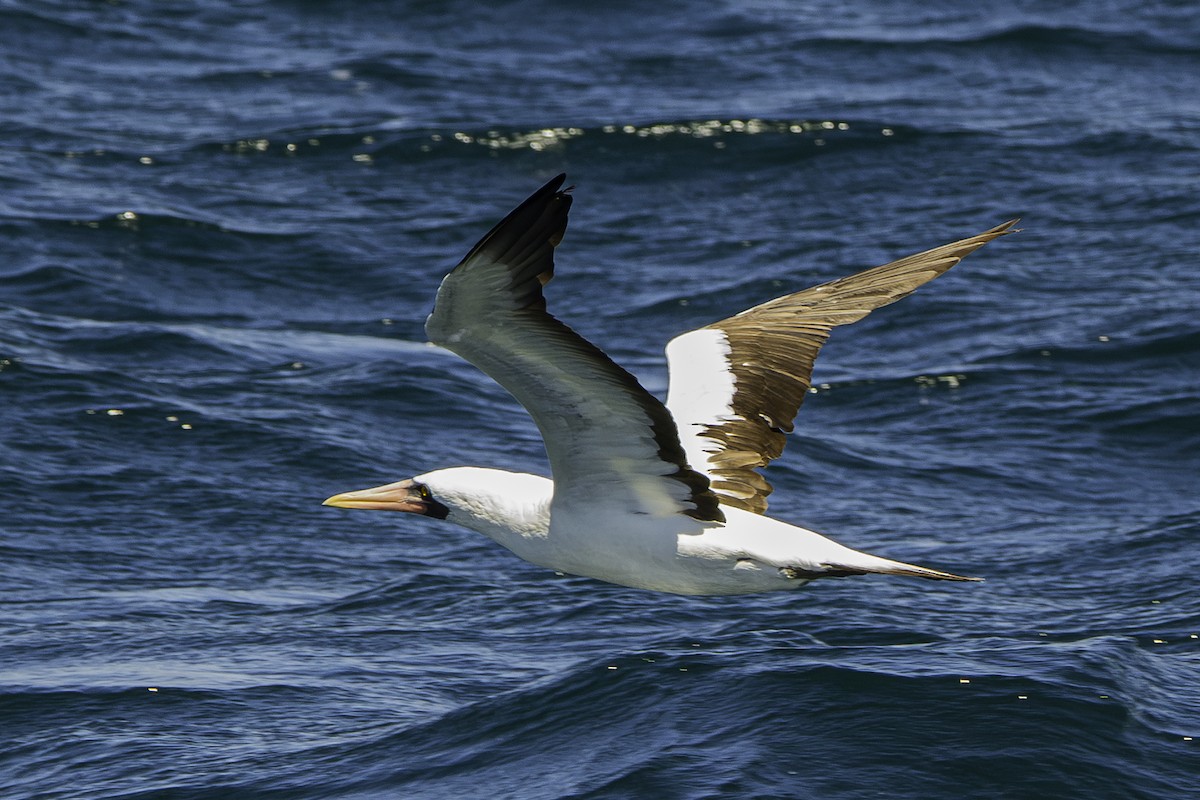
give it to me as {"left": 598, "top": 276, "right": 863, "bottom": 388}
{"left": 538, "top": 172, "right": 570, "bottom": 196}
{"left": 454, "top": 174, "right": 574, "bottom": 271}
{"left": 528, "top": 172, "right": 574, "bottom": 214}
{"left": 509, "top": 173, "right": 573, "bottom": 217}
{"left": 533, "top": 172, "right": 574, "bottom": 202}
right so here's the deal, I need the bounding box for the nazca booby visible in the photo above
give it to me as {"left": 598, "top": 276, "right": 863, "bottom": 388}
{"left": 324, "top": 174, "right": 1015, "bottom": 595}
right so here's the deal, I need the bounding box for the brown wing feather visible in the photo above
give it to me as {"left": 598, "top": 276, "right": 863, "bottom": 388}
{"left": 684, "top": 220, "right": 1019, "bottom": 514}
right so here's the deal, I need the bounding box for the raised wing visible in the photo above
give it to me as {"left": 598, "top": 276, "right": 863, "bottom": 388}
{"left": 426, "top": 174, "right": 724, "bottom": 524}
{"left": 665, "top": 220, "right": 1018, "bottom": 514}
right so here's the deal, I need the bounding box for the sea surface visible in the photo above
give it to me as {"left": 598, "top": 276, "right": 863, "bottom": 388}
{"left": 2, "top": 1, "right": 1199, "bottom": 798}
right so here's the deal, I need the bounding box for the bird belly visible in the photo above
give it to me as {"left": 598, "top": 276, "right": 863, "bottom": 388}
{"left": 519, "top": 514, "right": 806, "bottom": 596}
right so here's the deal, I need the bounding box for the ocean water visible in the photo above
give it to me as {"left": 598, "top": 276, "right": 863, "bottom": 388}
{"left": 2, "top": 1, "right": 1199, "bottom": 798}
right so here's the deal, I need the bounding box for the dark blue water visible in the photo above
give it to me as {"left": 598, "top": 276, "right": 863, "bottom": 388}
{"left": 3, "top": 1, "right": 1199, "bottom": 798}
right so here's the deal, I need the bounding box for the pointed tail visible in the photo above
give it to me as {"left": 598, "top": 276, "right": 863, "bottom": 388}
{"left": 792, "top": 552, "right": 982, "bottom": 582}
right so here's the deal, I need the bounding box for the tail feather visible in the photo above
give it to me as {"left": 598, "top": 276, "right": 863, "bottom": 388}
{"left": 822, "top": 556, "right": 982, "bottom": 582}
{"left": 782, "top": 553, "right": 982, "bottom": 582}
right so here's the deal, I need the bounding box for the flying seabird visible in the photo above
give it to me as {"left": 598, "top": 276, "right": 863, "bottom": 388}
{"left": 324, "top": 174, "right": 1015, "bottom": 595}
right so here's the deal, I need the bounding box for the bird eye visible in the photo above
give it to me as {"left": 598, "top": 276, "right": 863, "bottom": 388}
{"left": 418, "top": 484, "right": 431, "bottom": 499}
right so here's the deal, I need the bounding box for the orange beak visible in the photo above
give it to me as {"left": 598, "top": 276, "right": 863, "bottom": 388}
{"left": 322, "top": 479, "right": 425, "bottom": 513}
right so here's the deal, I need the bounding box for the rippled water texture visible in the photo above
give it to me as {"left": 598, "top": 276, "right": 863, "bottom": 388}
{"left": 2, "top": 1, "right": 1198, "bottom": 798}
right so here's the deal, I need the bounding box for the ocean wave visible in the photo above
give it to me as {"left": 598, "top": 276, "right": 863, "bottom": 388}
{"left": 788, "top": 22, "right": 1199, "bottom": 58}
{"left": 148, "top": 641, "right": 1185, "bottom": 800}
{"left": 956, "top": 23, "right": 1200, "bottom": 57}
{"left": 176, "top": 118, "right": 940, "bottom": 166}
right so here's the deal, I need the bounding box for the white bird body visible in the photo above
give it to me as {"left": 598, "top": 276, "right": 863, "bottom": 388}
{"left": 325, "top": 175, "right": 1016, "bottom": 596}
{"left": 403, "top": 466, "right": 971, "bottom": 595}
